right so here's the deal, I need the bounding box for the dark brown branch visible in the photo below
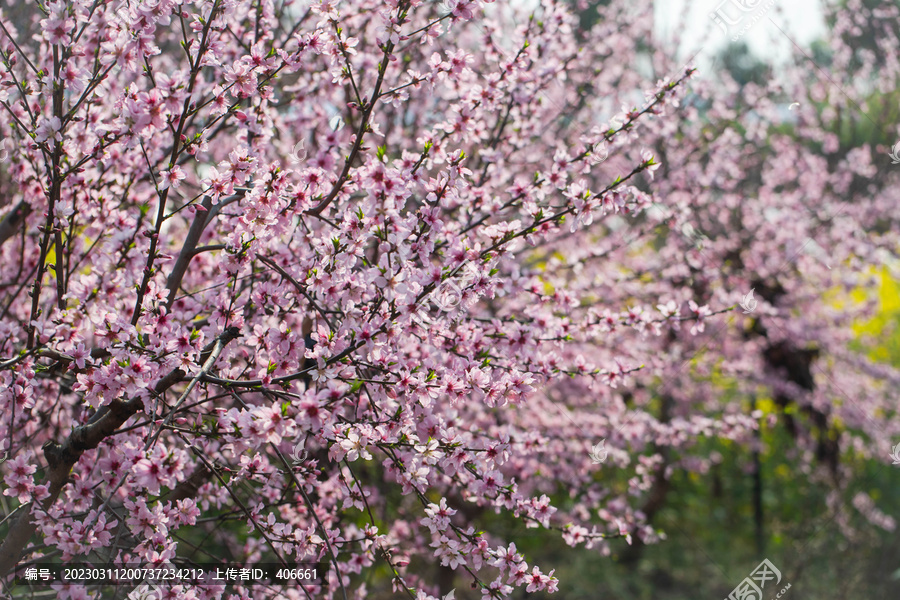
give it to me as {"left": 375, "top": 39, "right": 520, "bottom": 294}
{"left": 147, "top": 326, "right": 240, "bottom": 449}
{"left": 0, "top": 201, "right": 30, "bottom": 248}
{"left": 0, "top": 397, "right": 143, "bottom": 575}
{"left": 165, "top": 195, "right": 214, "bottom": 310}
{"left": 163, "top": 465, "right": 213, "bottom": 503}
{"left": 304, "top": 10, "right": 400, "bottom": 218}
{"left": 619, "top": 394, "right": 673, "bottom": 567}
{"left": 0, "top": 368, "right": 185, "bottom": 576}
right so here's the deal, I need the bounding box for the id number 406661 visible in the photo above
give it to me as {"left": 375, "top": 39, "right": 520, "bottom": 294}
{"left": 276, "top": 568, "right": 317, "bottom": 580}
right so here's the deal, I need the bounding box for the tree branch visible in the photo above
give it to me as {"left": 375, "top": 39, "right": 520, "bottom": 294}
{"left": 165, "top": 195, "right": 214, "bottom": 310}
{"left": 0, "top": 368, "right": 186, "bottom": 576}
{"left": 0, "top": 397, "right": 142, "bottom": 575}
{"left": 0, "top": 201, "right": 29, "bottom": 249}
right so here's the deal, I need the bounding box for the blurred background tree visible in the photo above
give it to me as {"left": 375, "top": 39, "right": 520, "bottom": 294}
{"left": 386, "top": 2, "right": 900, "bottom": 598}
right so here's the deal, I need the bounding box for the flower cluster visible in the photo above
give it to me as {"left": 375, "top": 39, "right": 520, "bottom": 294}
{"left": 0, "top": 0, "right": 897, "bottom": 598}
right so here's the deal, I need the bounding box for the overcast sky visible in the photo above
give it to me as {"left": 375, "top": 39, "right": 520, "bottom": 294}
{"left": 654, "top": 0, "right": 828, "bottom": 77}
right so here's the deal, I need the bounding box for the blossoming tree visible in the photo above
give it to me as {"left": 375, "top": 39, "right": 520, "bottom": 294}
{"left": 0, "top": 0, "right": 898, "bottom": 598}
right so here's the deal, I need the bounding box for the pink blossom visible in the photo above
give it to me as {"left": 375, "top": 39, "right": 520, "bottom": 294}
{"left": 0, "top": 2, "right": 896, "bottom": 598}
{"left": 158, "top": 165, "right": 186, "bottom": 190}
